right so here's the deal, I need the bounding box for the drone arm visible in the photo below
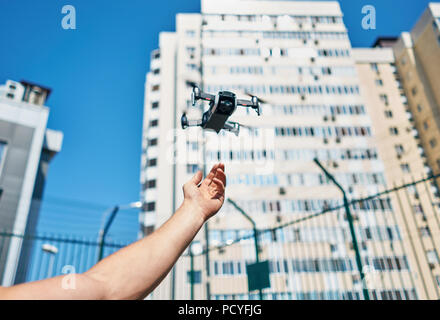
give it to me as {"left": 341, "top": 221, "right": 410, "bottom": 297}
{"left": 192, "top": 86, "right": 216, "bottom": 106}
{"left": 237, "top": 99, "right": 254, "bottom": 107}
{"left": 199, "top": 92, "right": 216, "bottom": 102}
{"left": 237, "top": 98, "right": 261, "bottom": 116}
{"left": 187, "top": 119, "right": 203, "bottom": 127}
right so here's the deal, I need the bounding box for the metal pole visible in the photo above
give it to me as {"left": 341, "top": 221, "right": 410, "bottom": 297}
{"left": 98, "top": 206, "right": 119, "bottom": 262}
{"left": 227, "top": 198, "right": 263, "bottom": 300}
{"left": 47, "top": 254, "right": 55, "bottom": 278}
{"left": 190, "top": 244, "right": 195, "bottom": 300}
{"left": 198, "top": 14, "right": 212, "bottom": 300}
{"left": 313, "top": 158, "right": 370, "bottom": 300}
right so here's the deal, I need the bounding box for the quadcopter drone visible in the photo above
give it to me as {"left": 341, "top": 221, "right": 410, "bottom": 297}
{"left": 181, "top": 86, "right": 261, "bottom": 136}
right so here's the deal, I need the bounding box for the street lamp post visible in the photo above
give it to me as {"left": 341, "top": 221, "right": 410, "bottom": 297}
{"left": 42, "top": 243, "right": 58, "bottom": 278}
{"left": 97, "top": 201, "right": 142, "bottom": 262}
{"left": 313, "top": 158, "right": 370, "bottom": 300}
{"left": 227, "top": 198, "right": 263, "bottom": 300}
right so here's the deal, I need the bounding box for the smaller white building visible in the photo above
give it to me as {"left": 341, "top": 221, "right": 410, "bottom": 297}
{"left": 0, "top": 80, "right": 63, "bottom": 286}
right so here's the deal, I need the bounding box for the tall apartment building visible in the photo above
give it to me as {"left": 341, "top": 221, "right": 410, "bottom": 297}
{"left": 141, "top": 0, "right": 440, "bottom": 299}
{"left": 353, "top": 47, "right": 440, "bottom": 300}
{"left": 0, "top": 80, "right": 63, "bottom": 286}
{"left": 392, "top": 3, "right": 440, "bottom": 176}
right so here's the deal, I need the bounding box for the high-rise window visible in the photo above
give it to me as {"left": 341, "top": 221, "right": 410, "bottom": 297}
{"left": 420, "top": 226, "right": 431, "bottom": 237}
{"left": 147, "top": 158, "right": 157, "bottom": 167}
{"left": 0, "top": 141, "right": 7, "bottom": 176}
{"left": 395, "top": 144, "right": 404, "bottom": 157}
{"left": 147, "top": 180, "right": 156, "bottom": 188}
{"left": 187, "top": 270, "right": 202, "bottom": 284}
{"left": 187, "top": 164, "right": 199, "bottom": 174}
{"left": 427, "top": 250, "right": 440, "bottom": 266}
{"left": 411, "top": 86, "right": 418, "bottom": 96}
{"left": 380, "top": 94, "right": 389, "bottom": 106}
{"left": 423, "top": 121, "right": 429, "bottom": 130}
{"left": 389, "top": 127, "right": 399, "bottom": 135}
{"left": 400, "top": 164, "right": 410, "bottom": 173}
{"left": 144, "top": 202, "right": 155, "bottom": 212}
{"left": 148, "top": 138, "right": 158, "bottom": 146}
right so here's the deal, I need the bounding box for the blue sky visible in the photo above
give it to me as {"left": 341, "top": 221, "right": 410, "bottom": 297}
{"left": 0, "top": 0, "right": 433, "bottom": 241}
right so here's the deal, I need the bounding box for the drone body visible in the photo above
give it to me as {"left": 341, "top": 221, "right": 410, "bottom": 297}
{"left": 181, "top": 87, "right": 261, "bottom": 136}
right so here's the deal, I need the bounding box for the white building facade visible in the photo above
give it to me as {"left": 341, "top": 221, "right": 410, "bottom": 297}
{"left": 141, "top": 0, "right": 431, "bottom": 300}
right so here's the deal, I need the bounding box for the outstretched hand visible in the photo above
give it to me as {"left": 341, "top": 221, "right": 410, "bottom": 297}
{"left": 183, "top": 163, "right": 226, "bottom": 221}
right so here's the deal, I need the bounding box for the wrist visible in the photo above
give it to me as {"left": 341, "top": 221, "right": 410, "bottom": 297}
{"left": 181, "top": 199, "right": 207, "bottom": 224}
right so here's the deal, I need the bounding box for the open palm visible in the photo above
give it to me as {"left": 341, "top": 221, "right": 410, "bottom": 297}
{"left": 183, "top": 163, "right": 226, "bottom": 220}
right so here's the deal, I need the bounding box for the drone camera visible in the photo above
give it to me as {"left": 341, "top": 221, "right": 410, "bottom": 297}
{"left": 216, "top": 91, "right": 237, "bottom": 116}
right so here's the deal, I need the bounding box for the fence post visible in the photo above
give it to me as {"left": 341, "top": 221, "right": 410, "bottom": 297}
{"left": 190, "top": 245, "right": 195, "bottom": 300}
{"left": 227, "top": 198, "right": 263, "bottom": 300}
{"left": 314, "top": 159, "right": 370, "bottom": 300}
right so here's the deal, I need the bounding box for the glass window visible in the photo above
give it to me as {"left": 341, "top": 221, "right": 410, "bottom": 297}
{"left": 144, "top": 202, "right": 155, "bottom": 212}
{"left": 427, "top": 250, "right": 439, "bottom": 265}
{"left": 186, "top": 30, "right": 196, "bottom": 38}
{"left": 187, "top": 270, "right": 202, "bottom": 284}
{"left": 379, "top": 94, "right": 389, "bottom": 105}
{"left": 0, "top": 141, "right": 7, "bottom": 176}
{"left": 400, "top": 164, "right": 411, "bottom": 174}
{"left": 148, "top": 138, "right": 158, "bottom": 146}
{"left": 147, "top": 158, "right": 157, "bottom": 167}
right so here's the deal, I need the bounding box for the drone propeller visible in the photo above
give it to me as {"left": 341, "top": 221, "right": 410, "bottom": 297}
{"left": 244, "top": 91, "right": 269, "bottom": 105}
{"left": 239, "top": 123, "right": 257, "bottom": 130}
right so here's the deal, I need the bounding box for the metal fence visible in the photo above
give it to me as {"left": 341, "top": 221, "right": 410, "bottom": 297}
{"left": 0, "top": 231, "right": 129, "bottom": 284}
{"left": 1, "top": 175, "right": 440, "bottom": 300}
{"left": 155, "top": 174, "right": 440, "bottom": 300}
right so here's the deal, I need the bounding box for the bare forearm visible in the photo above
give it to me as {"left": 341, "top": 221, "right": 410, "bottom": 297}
{"left": 85, "top": 201, "right": 205, "bottom": 299}
{"left": 0, "top": 164, "right": 225, "bottom": 300}
{"left": 0, "top": 202, "right": 204, "bottom": 300}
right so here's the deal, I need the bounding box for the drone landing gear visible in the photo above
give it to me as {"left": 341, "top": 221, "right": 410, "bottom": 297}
{"left": 222, "top": 121, "right": 240, "bottom": 136}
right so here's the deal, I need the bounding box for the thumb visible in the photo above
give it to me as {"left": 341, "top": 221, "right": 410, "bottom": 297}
{"left": 191, "top": 170, "right": 203, "bottom": 186}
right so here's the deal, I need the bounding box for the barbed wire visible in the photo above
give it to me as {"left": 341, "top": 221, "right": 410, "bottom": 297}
{"left": 190, "top": 172, "right": 440, "bottom": 257}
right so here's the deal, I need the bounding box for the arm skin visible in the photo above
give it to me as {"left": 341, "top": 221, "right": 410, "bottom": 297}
{"left": 0, "top": 163, "right": 226, "bottom": 300}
